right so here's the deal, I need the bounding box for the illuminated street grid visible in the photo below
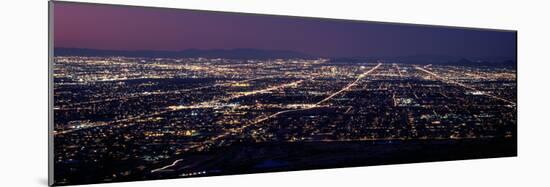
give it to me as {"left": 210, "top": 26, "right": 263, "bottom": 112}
{"left": 53, "top": 56, "right": 516, "bottom": 183}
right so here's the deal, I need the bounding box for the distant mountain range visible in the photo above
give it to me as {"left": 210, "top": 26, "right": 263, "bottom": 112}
{"left": 54, "top": 48, "right": 516, "bottom": 66}
{"left": 331, "top": 54, "right": 516, "bottom": 67}
{"left": 54, "top": 48, "right": 313, "bottom": 59}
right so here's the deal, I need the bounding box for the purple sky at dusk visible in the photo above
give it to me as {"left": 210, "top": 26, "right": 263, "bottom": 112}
{"left": 53, "top": 2, "right": 516, "bottom": 58}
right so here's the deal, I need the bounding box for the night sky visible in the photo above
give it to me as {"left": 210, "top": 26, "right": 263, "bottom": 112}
{"left": 53, "top": 2, "right": 516, "bottom": 58}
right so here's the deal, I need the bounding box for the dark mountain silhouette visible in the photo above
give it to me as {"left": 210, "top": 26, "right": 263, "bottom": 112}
{"left": 54, "top": 48, "right": 515, "bottom": 66}
{"left": 331, "top": 54, "right": 460, "bottom": 64}
{"left": 443, "top": 58, "right": 516, "bottom": 67}
{"left": 54, "top": 48, "right": 313, "bottom": 59}
{"left": 331, "top": 54, "right": 516, "bottom": 67}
